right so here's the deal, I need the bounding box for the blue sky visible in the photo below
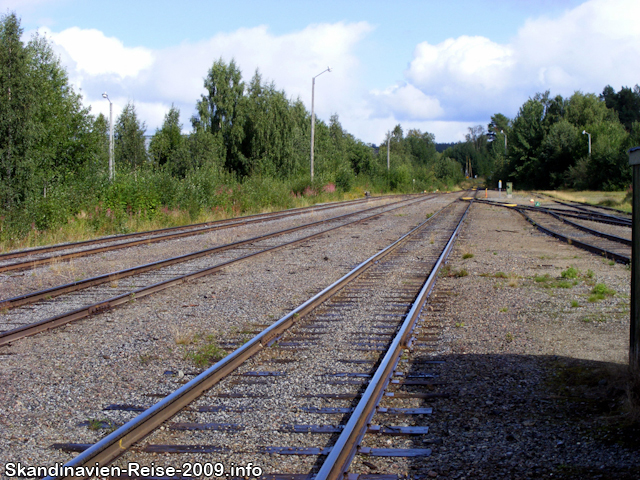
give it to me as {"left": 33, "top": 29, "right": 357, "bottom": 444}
{"left": 3, "top": 0, "right": 638, "bottom": 143}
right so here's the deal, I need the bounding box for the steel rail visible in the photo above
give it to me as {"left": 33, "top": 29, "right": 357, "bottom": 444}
{"left": 469, "top": 199, "right": 629, "bottom": 263}
{"left": 315, "top": 197, "right": 472, "bottom": 480}
{"left": 41, "top": 194, "right": 462, "bottom": 480}
{"left": 548, "top": 199, "right": 631, "bottom": 224}
{"left": 0, "top": 195, "right": 443, "bottom": 346}
{"left": 0, "top": 196, "right": 397, "bottom": 273}
{"left": 474, "top": 198, "right": 631, "bottom": 227}
{"left": 517, "top": 208, "right": 629, "bottom": 264}
{"left": 0, "top": 196, "right": 394, "bottom": 261}
{"left": 534, "top": 191, "right": 631, "bottom": 216}
{"left": 545, "top": 210, "right": 631, "bottom": 246}
{"left": 0, "top": 195, "right": 428, "bottom": 311}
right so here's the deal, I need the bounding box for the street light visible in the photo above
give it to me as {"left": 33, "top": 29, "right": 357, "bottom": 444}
{"left": 102, "top": 92, "right": 114, "bottom": 180}
{"left": 501, "top": 130, "right": 507, "bottom": 152}
{"left": 310, "top": 67, "right": 331, "bottom": 182}
{"left": 387, "top": 130, "right": 391, "bottom": 171}
{"left": 582, "top": 130, "right": 591, "bottom": 157}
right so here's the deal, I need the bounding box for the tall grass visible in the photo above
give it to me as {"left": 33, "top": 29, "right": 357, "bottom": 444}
{"left": 0, "top": 168, "right": 401, "bottom": 252}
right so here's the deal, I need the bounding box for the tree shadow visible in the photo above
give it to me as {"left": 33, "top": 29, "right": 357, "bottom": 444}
{"left": 384, "top": 353, "right": 640, "bottom": 479}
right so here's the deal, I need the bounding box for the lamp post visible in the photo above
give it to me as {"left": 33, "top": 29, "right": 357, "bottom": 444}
{"left": 102, "top": 92, "right": 114, "bottom": 180}
{"left": 310, "top": 67, "right": 331, "bottom": 182}
{"left": 387, "top": 131, "right": 391, "bottom": 171}
{"left": 583, "top": 130, "right": 591, "bottom": 157}
{"left": 501, "top": 129, "right": 507, "bottom": 152}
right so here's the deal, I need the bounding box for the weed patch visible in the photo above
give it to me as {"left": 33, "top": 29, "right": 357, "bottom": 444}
{"left": 561, "top": 267, "right": 579, "bottom": 279}
{"left": 185, "top": 335, "right": 227, "bottom": 367}
{"left": 588, "top": 283, "right": 616, "bottom": 302}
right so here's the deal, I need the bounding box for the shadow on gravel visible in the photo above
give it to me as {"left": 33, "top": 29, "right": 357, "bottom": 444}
{"left": 400, "top": 353, "right": 640, "bottom": 480}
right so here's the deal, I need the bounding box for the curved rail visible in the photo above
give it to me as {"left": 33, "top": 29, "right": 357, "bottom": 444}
{"left": 471, "top": 198, "right": 629, "bottom": 264}
{"left": 517, "top": 208, "right": 629, "bottom": 264}
{"left": 534, "top": 191, "right": 631, "bottom": 216}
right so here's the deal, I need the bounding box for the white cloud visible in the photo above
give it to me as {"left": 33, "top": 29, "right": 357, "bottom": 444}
{"left": 28, "top": 0, "right": 640, "bottom": 144}
{"left": 40, "top": 21, "right": 372, "bottom": 136}
{"left": 407, "top": 36, "right": 514, "bottom": 92}
{"left": 370, "top": 84, "right": 443, "bottom": 121}
{"left": 376, "top": 0, "right": 640, "bottom": 139}
{"left": 43, "top": 27, "right": 155, "bottom": 78}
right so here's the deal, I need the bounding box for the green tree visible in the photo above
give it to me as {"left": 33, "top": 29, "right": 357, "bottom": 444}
{"left": 192, "top": 58, "right": 246, "bottom": 173}
{"left": 405, "top": 129, "right": 437, "bottom": 166}
{"left": 600, "top": 84, "right": 640, "bottom": 131}
{"left": 539, "top": 119, "right": 579, "bottom": 187}
{"left": 150, "top": 105, "right": 191, "bottom": 176}
{"left": 507, "top": 98, "right": 546, "bottom": 187}
{"left": 241, "top": 72, "right": 297, "bottom": 177}
{"left": 0, "top": 12, "right": 36, "bottom": 207}
{"left": 114, "top": 101, "right": 147, "bottom": 171}
{"left": 28, "top": 32, "right": 96, "bottom": 183}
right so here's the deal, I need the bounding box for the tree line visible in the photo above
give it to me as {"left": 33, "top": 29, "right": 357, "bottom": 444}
{"left": 485, "top": 88, "right": 640, "bottom": 190}
{"left": 0, "top": 12, "right": 463, "bottom": 242}
{"left": 6, "top": 8, "right": 635, "bottom": 243}
{"left": 435, "top": 86, "right": 640, "bottom": 191}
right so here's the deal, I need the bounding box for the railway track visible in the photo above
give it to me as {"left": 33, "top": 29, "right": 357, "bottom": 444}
{"left": 45, "top": 194, "right": 473, "bottom": 479}
{"left": 0, "top": 194, "right": 445, "bottom": 346}
{"left": 0, "top": 196, "right": 405, "bottom": 273}
{"left": 534, "top": 191, "right": 632, "bottom": 219}
{"left": 473, "top": 198, "right": 631, "bottom": 264}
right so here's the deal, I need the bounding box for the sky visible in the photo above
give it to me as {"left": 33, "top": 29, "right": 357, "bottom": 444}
{"left": 2, "top": 0, "right": 639, "bottom": 144}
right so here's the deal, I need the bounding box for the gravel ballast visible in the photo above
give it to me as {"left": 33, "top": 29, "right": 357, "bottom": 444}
{"left": 1, "top": 192, "right": 638, "bottom": 480}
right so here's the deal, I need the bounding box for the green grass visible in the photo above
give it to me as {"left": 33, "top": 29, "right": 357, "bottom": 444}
{"left": 534, "top": 273, "right": 578, "bottom": 289}
{"left": 185, "top": 335, "right": 227, "bottom": 367}
{"left": 570, "top": 300, "right": 580, "bottom": 308}
{"left": 588, "top": 283, "right": 616, "bottom": 302}
{"left": 561, "top": 267, "right": 579, "bottom": 279}
{"left": 494, "top": 271, "right": 508, "bottom": 279}
{"left": 87, "top": 418, "right": 116, "bottom": 431}
{"left": 455, "top": 269, "right": 469, "bottom": 277}
{"left": 534, "top": 274, "right": 552, "bottom": 283}
{"left": 499, "top": 307, "right": 508, "bottom": 313}
{"left": 462, "top": 253, "right": 474, "bottom": 259}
